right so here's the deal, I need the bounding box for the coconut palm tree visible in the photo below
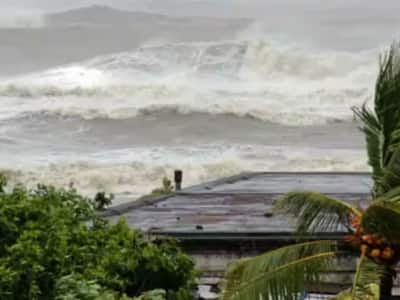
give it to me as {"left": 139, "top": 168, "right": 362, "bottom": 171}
{"left": 222, "top": 44, "right": 400, "bottom": 300}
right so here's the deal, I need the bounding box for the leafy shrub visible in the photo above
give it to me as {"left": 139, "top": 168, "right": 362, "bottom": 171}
{"left": 151, "top": 178, "right": 174, "bottom": 196}
{"left": 94, "top": 192, "right": 114, "bottom": 210}
{"left": 0, "top": 180, "right": 197, "bottom": 300}
{"left": 55, "top": 274, "right": 105, "bottom": 300}
{"left": 55, "top": 274, "right": 167, "bottom": 300}
{"left": 0, "top": 172, "right": 7, "bottom": 193}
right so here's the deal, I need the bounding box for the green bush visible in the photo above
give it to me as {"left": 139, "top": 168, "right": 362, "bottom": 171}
{"left": 55, "top": 274, "right": 167, "bottom": 300}
{"left": 0, "top": 172, "right": 7, "bottom": 193}
{"left": 94, "top": 192, "right": 114, "bottom": 210}
{"left": 151, "top": 178, "right": 174, "bottom": 196}
{"left": 0, "top": 180, "right": 197, "bottom": 300}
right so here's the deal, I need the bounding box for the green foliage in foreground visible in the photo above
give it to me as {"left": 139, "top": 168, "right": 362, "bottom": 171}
{"left": 0, "top": 181, "right": 197, "bottom": 300}
{"left": 55, "top": 274, "right": 167, "bottom": 300}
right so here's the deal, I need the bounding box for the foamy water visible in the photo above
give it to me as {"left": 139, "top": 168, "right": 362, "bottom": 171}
{"left": 1, "top": 143, "right": 367, "bottom": 203}
{"left": 0, "top": 6, "right": 386, "bottom": 200}
{"left": 0, "top": 40, "right": 377, "bottom": 125}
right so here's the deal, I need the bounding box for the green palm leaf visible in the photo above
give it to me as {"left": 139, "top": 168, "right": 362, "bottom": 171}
{"left": 375, "top": 44, "right": 400, "bottom": 163}
{"left": 221, "top": 240, "right": 337, "bottom": 300}
{"left": 351, "top": 255, "right": 384, "bottom": 299}
{"left": 275, "top": 191, "right": 360, "bottom": 234}
{"left": 363, "top": 43, "right": 400, "bottom": 196}
{"left": 352, "top": 105, "right": 382, "bottom": 195}
{"left": 375, "top": 185, "right": 400, "bottom": 201}
{"left": 333, "top": 255, "right": 383, "bottom": 300}
{"left": 369, "top": 185, "right": 400, "bottom": 206}
{"left": 361, "top": 200, "right": 400, "bottom": 243}
{"left": 379, "top": 150, "right": 400, "bottom": 196}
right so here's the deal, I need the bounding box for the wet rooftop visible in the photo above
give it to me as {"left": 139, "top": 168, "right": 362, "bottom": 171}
{"left": 106, "top": 172, "right": 372, "bottom": 237}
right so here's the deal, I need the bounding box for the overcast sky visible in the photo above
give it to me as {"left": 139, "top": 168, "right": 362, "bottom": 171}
{"left": 3, "top": 0, "right": 400, "bottom": 19}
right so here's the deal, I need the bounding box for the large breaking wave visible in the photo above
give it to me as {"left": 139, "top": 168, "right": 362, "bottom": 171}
{"left": 0, "top": 38, "right": 373, "bottom": 198}
{"left": 0, "top": 40, "right": 377, "bottom": 125}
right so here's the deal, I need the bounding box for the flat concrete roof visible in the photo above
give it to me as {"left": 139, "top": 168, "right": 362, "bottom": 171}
{"left": 106, "top": 172, "right": 372, "bottom": 236}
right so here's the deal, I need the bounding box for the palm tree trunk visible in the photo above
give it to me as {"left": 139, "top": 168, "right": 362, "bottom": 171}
{"left": 380, "top": 265, "right": 395, "bottom": 299}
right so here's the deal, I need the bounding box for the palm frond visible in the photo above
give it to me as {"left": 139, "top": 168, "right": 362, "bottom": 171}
{"left": 275, "top": 191, "right": 360, "bottom": 234}
{"left": 221, "top": 240, "right": 337, "bottom": 300}
{"left": 375, "top": 43, "right": 400, "bottom": 161}
{"left": 352, "top": 105, "right": 382, "bottom": 195}
{"left": 333, "top": 256, "right": 383, "bottom": 300}
{"left": 378, "top": 150, "right": 400, "bottom": 196}
{"left": 373, "top": 185, "right": 400, "bottom": 203}
{"left": 361, "top": 200, "right": 400, "bottom": 244}
{"left": 371, "top": 43, "right": 400, "bottom": 196}
{"left": 351, "top": 255, "right": 384, "bottom": 299}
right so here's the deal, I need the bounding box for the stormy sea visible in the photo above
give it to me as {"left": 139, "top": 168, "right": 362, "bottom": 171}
{"left": 1, "top": 4, "right": 399, "bottom": 203}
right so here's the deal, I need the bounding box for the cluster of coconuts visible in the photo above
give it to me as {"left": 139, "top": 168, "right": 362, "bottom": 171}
{"left": 359, "top": 234, "right": 395, "bottom": 262}
{"left": 346, "top": 214, "right": 397, "bottom": 263}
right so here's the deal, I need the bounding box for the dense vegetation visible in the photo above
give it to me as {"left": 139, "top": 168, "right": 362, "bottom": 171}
{"left": 0, "top": 174, "right": 197, "bottom": 300}
{"left": 222, "top": 44, "right": 400, "bottom": 299}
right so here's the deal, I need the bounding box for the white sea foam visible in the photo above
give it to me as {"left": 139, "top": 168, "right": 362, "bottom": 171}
{"left": 0, "top": 39, "right": 374, "bottom": 200}
{"left": 0, "top": 144, "right": 368, "bottom": 202}
{"left": 0, "top": 40, "right": 377, "bottom": 125}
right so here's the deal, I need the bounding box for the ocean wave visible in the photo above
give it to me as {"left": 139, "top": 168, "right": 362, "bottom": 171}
{"left": 0, "top": 83, "right": 150, "bottom": 98}
{"left": 0, "top": 145, "right": 368, "bottom": 204}
{"left": 1, "top": 159, "right": 246, "bottom": 202}
{"left": 0, "top": 39, "right": 377, "bottom": 125}
{"left": 84, "top": 40, "right": 376, "bottom": 80}
{"left": 0, "top": 83, "right": 371, "bottom": 125}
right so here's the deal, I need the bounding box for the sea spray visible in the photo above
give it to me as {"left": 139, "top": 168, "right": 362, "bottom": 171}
{"left": 0, "top": 145, "right": 367, "bottom": 201}
{"left": 0, "top": 40, "right": 376, "bottom": 125}
{"left": 0, "top": 38, "right": 373, "bottom": 198}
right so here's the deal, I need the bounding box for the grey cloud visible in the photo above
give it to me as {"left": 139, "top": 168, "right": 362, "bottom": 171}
{"left": 2, "top": 0, "right": 400, "bottom": 19}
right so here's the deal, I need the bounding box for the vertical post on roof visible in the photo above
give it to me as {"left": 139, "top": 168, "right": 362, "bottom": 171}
{"left": 174, "top": 170, "right": 183, "bottom": 191}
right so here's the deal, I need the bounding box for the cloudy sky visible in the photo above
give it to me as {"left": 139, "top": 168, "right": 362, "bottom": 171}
{"left": 2, "top": 0, "right": 400, "bottom": 18}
